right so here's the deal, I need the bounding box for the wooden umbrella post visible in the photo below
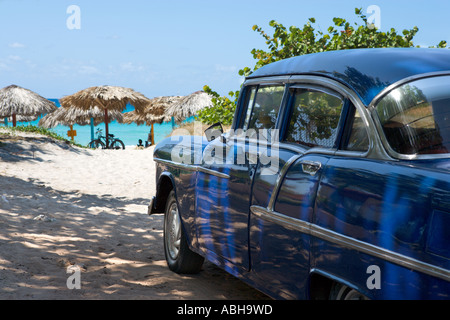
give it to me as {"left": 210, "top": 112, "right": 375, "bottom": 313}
{"left": 12, "top": 113, "right": 17, "bottom": 127}
{"left": 151, "top": 123, "right": 155, "bottom": 145}
{"left": 104, "top": 108, "right": 109, "bottom": 147}
{"left": 90, "top": 117, "right": 94, "bottom": 141}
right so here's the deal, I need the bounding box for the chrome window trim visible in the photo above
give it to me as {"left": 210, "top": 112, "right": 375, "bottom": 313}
{"left": 368, "top": 72, "right": 450, "bottom": 160}
{"left": 277, "top": 142, "right": 308, "bottom": 154}
{"left": 267, "top": 154, "right": 302, "bottom": 211}
{"left": 251, "top": 205, "right": 450, "bottom": 283}
{"left": 154, "top": 157, "right": 230, "bottom": 179}
{"left": 242, "top": 76, "right": 291, "bottom": 87}
{"left": 277, "top": 142, "right": 368, "bottom": 159}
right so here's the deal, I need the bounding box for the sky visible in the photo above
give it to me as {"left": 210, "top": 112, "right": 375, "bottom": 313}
{"left": 1, "top": 0, "right": 449, "bottom": 100}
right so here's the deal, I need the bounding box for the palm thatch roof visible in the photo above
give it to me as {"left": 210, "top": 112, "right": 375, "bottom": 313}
{"left": 59, "top": 85, "right": 151, "bottom": 139}
{"left": 5, "top": 114, "right": 39, "bottom": 122}
{"left": 164, "top": 91, "right": 212, "bottom": 122}
{"left": 39, "top": 105, "right": 123, "bottom": 128}
{"left": 0, "top": 85, "right": 57, "bottom": 117}
{"left": 59, "top": 85, "right": 151, "bottom": 112}
{"left": 123, "top": 95, "right": 182, "bottom": 126}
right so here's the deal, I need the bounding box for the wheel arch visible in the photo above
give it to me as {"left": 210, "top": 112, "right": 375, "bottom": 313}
{"left": 308, "top": 269, "right": 369, "bottom": 300}
{"left": 153, "top": 172, "right": 177, "bottom": 214}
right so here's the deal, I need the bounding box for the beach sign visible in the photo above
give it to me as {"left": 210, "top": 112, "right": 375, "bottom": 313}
{"left": 67, "top": 125, "right": 77, "bottom": 141}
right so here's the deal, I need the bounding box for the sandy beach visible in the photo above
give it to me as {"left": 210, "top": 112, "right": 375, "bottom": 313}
{"left": 0, "top": 128, "right": 269, "bottom": 300}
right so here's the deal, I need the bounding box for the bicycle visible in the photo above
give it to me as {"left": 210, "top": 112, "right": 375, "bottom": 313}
{"left": 87, "top": 129, "right": 125, "bottom": 150}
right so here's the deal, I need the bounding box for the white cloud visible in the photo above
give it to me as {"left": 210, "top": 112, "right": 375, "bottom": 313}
{"left": 8, "top": 55, "right": 22, "bottom": 61}
{"left": 9, "top": 42, "right": 25, "bottom": 48}
{"left": 78, "top": 65, "right": 100, "bottom": 75}
{"left": 120, "top": 62, "right": 145, "bottom": 72}
{"left": 215, "top": 64, "right": 237, "bottom": 73}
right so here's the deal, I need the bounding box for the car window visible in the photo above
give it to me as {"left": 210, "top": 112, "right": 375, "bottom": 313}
{"left": 241, "top": 86, "right": 257, "bottom": 130}
{"left": 376, "top": 76, "right": 450, "bottom": 155}
{"left": 284, "top": 89, "right": 344, "bottom": 148}
{"left": 342, "top": 107, "right": 369, "bottom": 152}
{"left": 245, "top": 85, "right": 284, "bottom": 132}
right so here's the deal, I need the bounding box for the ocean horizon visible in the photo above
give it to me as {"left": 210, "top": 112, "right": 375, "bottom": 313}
{"left": 1, "top": 99, "right": 194, "bottom": 147}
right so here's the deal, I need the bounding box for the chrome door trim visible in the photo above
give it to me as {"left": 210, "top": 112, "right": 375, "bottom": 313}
{"left": 197, "top": 166, "right": 230, "bottom": 179}
{"left": 251, "top": 205, "right": 450, "bottom": 283}
{"left": 154, "top": 157, "right": 230, "bottom": 179}
{"left": 154, "top": 157, "right": 197, "bottom": 171}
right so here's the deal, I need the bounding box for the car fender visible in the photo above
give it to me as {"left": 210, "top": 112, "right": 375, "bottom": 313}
{"left": 149, "top": 171, "right": 178, "bottom": 215}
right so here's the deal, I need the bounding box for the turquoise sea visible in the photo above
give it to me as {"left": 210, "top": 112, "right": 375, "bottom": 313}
{"left": 2, "top": 99, "right": 192, "bottom": 147}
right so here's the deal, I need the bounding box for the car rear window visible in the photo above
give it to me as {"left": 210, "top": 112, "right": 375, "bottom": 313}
{"left": 375, "top": 76, "right": 450, "bottom": 156}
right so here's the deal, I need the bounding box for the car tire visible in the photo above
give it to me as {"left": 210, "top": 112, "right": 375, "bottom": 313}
{"left": 163, "top": 190, "right": 204, "bottom": 274}
{"left": 329, "top": 282, "right": 369, "bottom": 300}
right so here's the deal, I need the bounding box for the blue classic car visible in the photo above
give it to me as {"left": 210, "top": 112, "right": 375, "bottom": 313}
{"left": 149, "top": 48, "right": 450, "bottom": 300}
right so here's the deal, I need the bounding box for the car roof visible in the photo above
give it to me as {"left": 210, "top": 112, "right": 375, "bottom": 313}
{"left": 246, "top": 48, "right": 450, "bottom": 105}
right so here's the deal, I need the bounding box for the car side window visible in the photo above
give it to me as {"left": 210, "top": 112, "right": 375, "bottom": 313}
{"left": 241, "top": 86, "right": 257, "bottom": 130}
{"left": 342, "top": 106, "right": 369, "bottom": 152}
{"left": 376, "top": 77, "right": 450, "bottom": 155}
{"left": 284, "top": 88, "right": 343, "bottom": 148}
{"left": 244, "top": 85, "right": 284, "bottom": 132}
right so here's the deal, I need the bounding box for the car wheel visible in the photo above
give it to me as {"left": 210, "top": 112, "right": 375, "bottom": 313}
{"left": 163, "top": 190, "right": 204, "bottom": 274}
{"left": 329, "top": 283, "right": 369, "bottom": 300}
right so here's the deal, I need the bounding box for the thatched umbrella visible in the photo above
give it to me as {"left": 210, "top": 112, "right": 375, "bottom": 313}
{"left": 59, "top": 85, "right": 151, "bottom": 144}
{"left": 0, "top": 85, "right": 57, "bottom": 127}
{"left": 122, "top": 95, "right": 182, "bottom": 145}
{"left": 164, "top": 90, "right": 212, "bottom": 122}
{"left": 2, "top": 114, "right": 38, "bottom": 127}
{"left": 39, "top": 105, "right": 123, "bottom": 141}
{"left": 5, "top": 114, "right": 39, "bottom": 123}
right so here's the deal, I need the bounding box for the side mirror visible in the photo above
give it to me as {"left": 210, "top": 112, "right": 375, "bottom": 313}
{"left": 204, "top": 122, "right": 224, "bottom": 142}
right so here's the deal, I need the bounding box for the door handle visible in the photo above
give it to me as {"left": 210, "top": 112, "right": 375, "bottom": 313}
{"left": 301, "top": 160, "right": 322, "bottom": 176}
{"left": 249, "top": 167, "right": 255, "bottom": 178}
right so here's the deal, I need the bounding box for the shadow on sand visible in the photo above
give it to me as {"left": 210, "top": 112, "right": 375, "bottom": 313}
{"left": 0, "top": 135, "right": 91, "bottom": 163}
{"left": 0, "top": 175, "right": 269, "bottom": 300}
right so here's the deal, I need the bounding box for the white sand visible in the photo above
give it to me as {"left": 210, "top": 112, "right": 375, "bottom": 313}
{"left": 0, "top": 129, "right": 268, "bottom": 300}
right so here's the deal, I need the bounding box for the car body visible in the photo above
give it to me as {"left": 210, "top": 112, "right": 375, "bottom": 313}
{"left": 149, "top": 48, "right": 450, "bottom": 300}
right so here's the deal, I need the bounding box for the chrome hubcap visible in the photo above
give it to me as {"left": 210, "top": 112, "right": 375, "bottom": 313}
{"left": 166, "top": 203, "right": 181, "bottom": 260}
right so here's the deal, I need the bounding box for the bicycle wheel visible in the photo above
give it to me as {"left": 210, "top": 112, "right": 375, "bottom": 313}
{"left": 110, "top": 139, "right": 125, "bottom": 150}
{"left": 87, "top": 139, "right": 105, "bottom": 149}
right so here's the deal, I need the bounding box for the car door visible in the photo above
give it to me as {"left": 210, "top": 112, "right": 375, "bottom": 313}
{"left": 248, "top": 84, "right": 349, "bottom": 299}
{"left": 195, "top": 84, "right": 286, "bottom": 273}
